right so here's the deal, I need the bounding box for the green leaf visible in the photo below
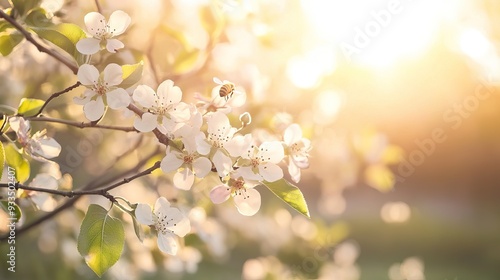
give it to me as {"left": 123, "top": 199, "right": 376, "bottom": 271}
{"left": 32, "top": 23, "right": 86, "bottom": 59}
{"left": 17, "top": 98, "right": 44, "bottom": 117}
{"left": 263, "top": 179, "right": 310, "bottom": 218}
{"left": 4, "top": 143, "right": 30, "bottom": 183}
{"left": 120, "top": 61, "right": 144, "bottom": 89}
{"left": 25, "top": 8, "right": 52, "bottom": 28}
{"left": 0, "top": 142, "right": 4, "bottom": 181}
{"left": 0, "top": 20, "right": 14, "bottom": 32}
{"left": 0, "top": 31, "right": 23, "bottom": 56}
{"left": 9, "top": 0, "right": 41, "bottom": 16}
{"left": 172, "top": 50, "right": 200, "bottom": 74}
{"left": 77, "top": 204, "right": 125, "bottom": 277}
{"left": 1, "top": 201, "right": 22, "bottom": 222}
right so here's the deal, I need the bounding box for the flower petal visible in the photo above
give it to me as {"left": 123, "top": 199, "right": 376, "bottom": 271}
{"left": 192, "top": 157, "right": 211, "bottom": 178}
{"left": 103, "top": 63, "right": 123, "bottom": 86}
{"left": 160, "top": 151, "right": 183, "bottom": 173}
{"left": 207, "top": 111, "right": 229, "bottom": 135}
{"left": 107, "top": 10, "right": 131, "bottom": 36}
{"left": 83, "top": 96, "right": 105, "bottom": 121}
{"left": 31, "top": 194, "right": 57, "bottom": 212}
{"left": 237, "top": 166, "right": 263, "bottom": 181}
{"left": 212, "top": 150, "right": 232, "bottom": 177}
{"left": 157, "top": 232, "right": 178, "bottom": 255}
{"left": 31, "top": 174, "right": 58, "bottom": 190}
{"left": 8, "top": 117, "right": 30, "bottom": 141}
{"left": 134, "top": 112, "right": 158, "bottom": 132}
{"left": 76, "top": 38, "right": 101, "bottom": 55}
{"left": 35, "top": 137, "right": 62, "bottom": 159}
{"left": 170, "top": 102, "right": 191, "bottom": 122}
{"left": 259, "top": 163, "right": 283, "bottom": 182}
{"left": 229, "top": 90, "right": 246, "bottom": 107}
{"left": 284, "top": 123, "right": 302, "bottom": 145}
{"left": 73, "top": 90, "right": 95, "bottom": 105}
{"left": 77, "top": 64, "right": 99, "bottom": 86}
{"left": 173, "top": 168, "right": 194, "bottom": 190}
{"left": 135, "top": 203, "right": 154, "bottom": 225}
{"left": 106, "top": 38, "right": 125, "bottom": 53}
{"left": 106, "top": 88, "right": 130, "bottom": 109}
{"left": 84, "top": 12, "right": 106, "bottom": 37}
{"left": 163, "top": 207, "right": 191, "bottom": 237}
{"left": 225, "top": 134, "right": 252, "bottom": 157}
{"left": 154, "top": 197, "right": 171, "bottom": 213}
{"left": 257, "top": 141, "right": 285, "bottom": 164}
{"left": 234, "top": 188, "right": 261, "bottom": 216}
{"left": 209, "top": 185, "right": 231, "bottom": 204}
{"left": 195, "top": 133, "right": 211, "bottom": 155}
{"left": 133, "top": 85, "right": 156, "bottom": 108}
{"left": 158, "top": 80, "right": 182, "bottom": 105}
{"left": 288, "top": 160, "right": 301, "bottom": 183}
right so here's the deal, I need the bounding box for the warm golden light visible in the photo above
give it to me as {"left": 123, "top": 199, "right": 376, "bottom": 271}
{"left": 381, "top": 202, "right": 411, "bottom": 223}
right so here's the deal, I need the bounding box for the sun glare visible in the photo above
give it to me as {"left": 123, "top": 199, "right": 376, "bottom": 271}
{"left": 301, "top": 0, "right": 466, "bottom": 69}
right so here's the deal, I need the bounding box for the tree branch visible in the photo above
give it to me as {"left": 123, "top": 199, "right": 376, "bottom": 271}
{"left": 28, "top": 116, "right": 138, "bottom": 132}
{"left": 0, "top": 156, "right": 160, "bottom": 241}
{"left": 0, "top": 9, "right": 79, "bottom": 74}
{"left": 0, "top": 161, "right": 160, "bottom": 199}
{"left": 35, "top": 82, "right": 81, "bottom": 116}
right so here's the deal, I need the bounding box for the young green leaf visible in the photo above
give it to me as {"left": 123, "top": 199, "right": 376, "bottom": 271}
{"left": 0, "top": 32, "right": 24, "bottom": 56}
{"left": 263, "top": 179, "right": 310, "bottom": 218}
{"left": 120, "top": 61, "right": 144, "bottom": 89}
{"left": 32, "top": 23, "right": 86, "bottom": 59}
{"left": 4, "top": 143, "right": 30, "bottom": 183}
{"left": 77, "top": 204, "right": 125, "bottom": 277}
{"left": 0, "top": 201, "right": 22, "bottom": 222}
{"left": 25, "top": 8, "right": 52, "bottom": 27}
{"left": 9, "top": 0, "right": 41, "bottom": 17}
{"left": 17, "top": 98, "right": 44, "bottom": 117}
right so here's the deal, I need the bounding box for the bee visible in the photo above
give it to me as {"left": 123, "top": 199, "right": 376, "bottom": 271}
{"left": 214, "top": 77, "right": 235, "bottom": 101}
{"left": 219, "top": 83, "right": 235, "bottom": 100}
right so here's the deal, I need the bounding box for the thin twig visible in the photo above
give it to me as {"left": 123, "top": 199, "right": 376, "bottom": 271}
{"left": 0, "top": 156, "right": 160, "bottom": 241}
{"left": 94, "top": 0, "right": 103, "bottom": 14}
{"left": 0, "top": 9, "right": 78, "bottom": 74}
{"left": 35, "top": 82, "right": 81, "bottom": 116}
{"left": 28, "top": 116, "right": 138, "bottom": 132}
{"left": 0, "top": 161, "right": 160, "bottom": 198}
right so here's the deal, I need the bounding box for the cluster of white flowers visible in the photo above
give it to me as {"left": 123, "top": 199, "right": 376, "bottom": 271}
{"left": 74, "top": 10, "right": 312, "bottom": 256}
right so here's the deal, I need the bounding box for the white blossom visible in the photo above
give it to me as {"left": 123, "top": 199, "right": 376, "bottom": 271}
{"left": 74, "top": 63, "right": 131, "bottom": 121}
{"left": 283, "top": 124, "right": 311, "bottom": 183}
{"left": 195, "top": 112, "right": 236, "bottom": 177}
{"left": 132, "top": 80, "right": 190, "bottom": 134}
{"left": 135, "top": 197, "right": 191, "bottom": 255}
{"left": 233, "top": 139, "right": 285, "bottom": 182}
{"left": 160, "top": 138, "right": 212, "bottom": 190}
{"left": 28, "top": 174, "right": 58, "bottom": 211}
{"left": 9, "top": 117, "right": 61, "bottom": 161}
{"left": 76, "top": 10, "right": 131, "bottom": 55}
{"left": 210, "top": 176, "right": 261, "bottom": 216}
